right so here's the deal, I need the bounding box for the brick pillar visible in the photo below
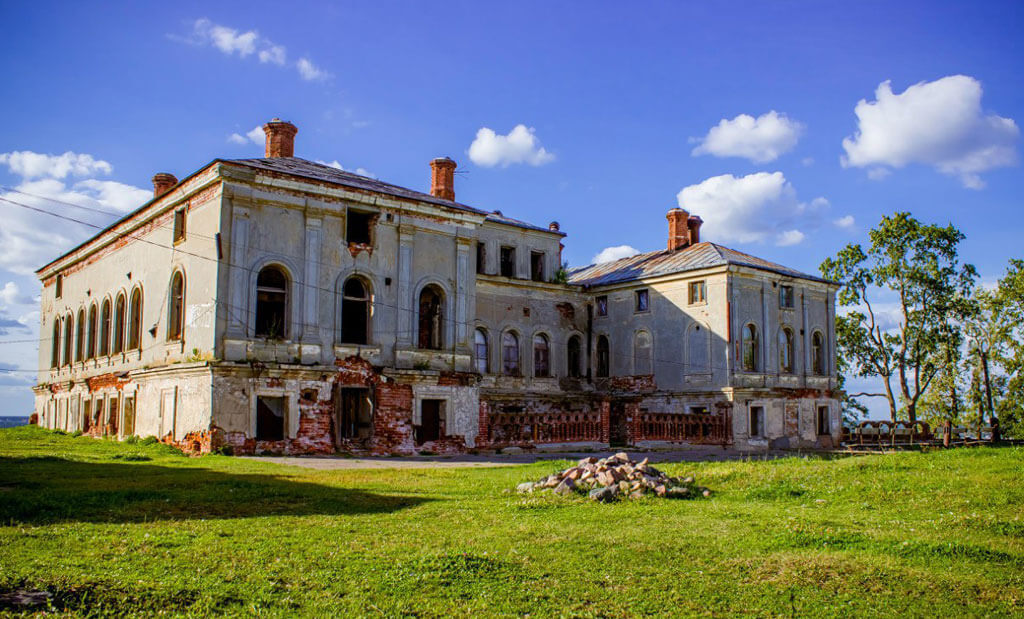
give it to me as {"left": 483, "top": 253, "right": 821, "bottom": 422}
{"left": 667, "top": 208, "right": 691, "bottom": 251}
{"left": 600, "top": 399, "right": 610, "bottom": 444}
{"left": 476, "top": 401, "right": 490, "bottom": 447}
{"left": 263, "top": 118, "right": 298, "bottom": 158}
{"left": 430, "top": 157, "right": 456, "bottom": 201}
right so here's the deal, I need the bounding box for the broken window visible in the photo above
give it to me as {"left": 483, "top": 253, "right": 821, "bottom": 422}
{"left": 55, "top": 273, "right": 63, "bottom": 298}
{"left": 75, "top": 310, "right": 85, "bottom": 362}
{"left": 256, "top": 395, "right": 286, "bottom": 441}
{"left": 596, "top": 295, "right": 608, "bottom": 317}
{"left": 688, "top": 280, "right": 706, "bottom": 304}
{"left": 741, "top": 324, "right": 759, "bottom": 372}
{"left": 87, "top": 304, "right": 97, "bottom": 359}
{"left": 100, "top": 299, "right": 111, "bottom": 355}
{"left": 128, "top": 288, "right": 142, "bottom": 350}
{"left": 634, "top": 330, "right": 652, "bottom": 375}
{"left": 167, "top": 272, "right": 184, "bottom": 341}
{"left": 500, "top": 246, "right": 516, "bottom": 277}
{"left": 567, "top": 335, "right": 581, "bottom": 378}
{"left": 779, "top": 285, "right": 794, "bottom": 308}
{"left": 530, "top": 251, "right": 545, "bottom": 282}
{"left": 112, "top": 293, "right": 126, "bottom": 354}
{"left": 635, "top": 289, "right": 649, "bottom": 313}
{"left": 341, "top": 277, "right": 371, "bottom": 345}
{"left": 779, "top": 327, "right": 794, "bottom": 373}
{"left": 749, "top": 406, "right": 764, "bottom": 437}
{"left": 173, "top": 208, "right": 186, "bottom": 243}
{"left": 596, "top": 335, "right": 610, "bottom": 378}
{"left": 812, "top": 331, "right": 825, "bottom": 375}
{"left": 418, "top": 285, "right": 444, "bottom": 350}
{"left": 502, "top": 331, "right": 520, "bottom": 376}
{"left": 474, "top": 328, "right": 489, "bottom": 373}
{"left": 533, "top": 334, "right": 550, "bottom": 377}
{"left": 255, "top": 266, "right": 288, "bottom": 339}
{"left": 476, "top": 242, "right": 487, "bottom": 275}
{"left": 63, "top": 314, "right": 73, "bottom": 367}
{"left": 336, "top": 387, "right": 373, "bottom": 441}
{"left": 817, "top": 406, "right": 831, "bottom": 436}
{"left": 50, "top": 320, "right": 60, "bottom": 368}
{"left": 416, "top": 399, "right": 445, "bottom": 445}
{"left": 346, "top": 210, "right": 374, "bottom": 245}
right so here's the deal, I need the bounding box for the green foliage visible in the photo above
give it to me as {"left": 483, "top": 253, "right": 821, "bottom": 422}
{"left": 552, "top": 261, "right": 571, "bottom": 285}
{"left": 1, "top": 426, "right": 1022, "bottom": 616}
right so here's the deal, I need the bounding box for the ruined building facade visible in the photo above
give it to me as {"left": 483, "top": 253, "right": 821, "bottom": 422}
{"left": 33, "top": 119, "right": 840, "bottom": 454}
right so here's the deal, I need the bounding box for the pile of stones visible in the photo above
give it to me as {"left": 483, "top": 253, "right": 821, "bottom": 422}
{"left": 516, "top": 452, "right": 711, "bottom": 502}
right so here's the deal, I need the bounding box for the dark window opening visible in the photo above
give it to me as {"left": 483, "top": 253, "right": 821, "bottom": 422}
{"left": 812, "top": 331, "right": 825, "bottom": 375}
{"left": 75, "top": 310, "right": 85, "bottom": 362}
{"left": 415, "top": 399, "right": 445, "bottom": 445}
{"left": 255, "top": 266, "right": 288, "bottom": 339}
{"left": 530, "top": 251, "right": 545, "bottom": 282}
{"left": 336, "top": 387, "right": 373, "bottom": 441}
{"left": 256, "top": 396, "right": 286, "bottom": 441}
{"left": 168, "top": 272, "right": 184, "bottom": 341}
{"left": 346, "top": 210, "right": 374, "bottom": 245}
{"left": 476, "top": 242, "right": 487, "bottom": 274}
{"left": 173, "top": 208, "right": 186, "bottom": 243}
{"left": 112, "top": 294, "right": 126, "bottom": 354}
{"left": 567, "top": 335, "right": 581, "bottom": 378}
{"left": 780, "top": 285, "right": 794, "bottom": 308}
{"left": 474, "top": 329, "right": 488, "bottom": 373}
{"left": 690, "top": 406, "right": 710, "bottom": 415}
{"left": 596, "top": 295, "right": 608, "bottom": 317}
{"left": 128, "top": 289, "right": 142, "bottom": 350}
{"left": 596, "top": 335, "right": 610, "bottom": 378}
{"left": 55, "top": 274, "right": 63, "bottom": 298}
{"left": 341, "top": 277, "right": 370, "bottom": 345}
{"left": 63, "top": 315, "right": 72, "bottom": 367}
{"left": 779, "top": 327, "right": 794, "bottom": 373}
{"left": 500, "top": 246, "right": 516, "bottom": 277}
{"left": 418, "top": 286, "right": 444, "bottom": 350}
{"left": 502, "top": 332, "right": 520, "bottom": 376}
{"left": 533, "top": 334, "right": 550, "bottom": 377}
{"left": 635, "top": 289, "right": 650, "bottom": 312}
{"left": 50, "top": 320, "right": 60, "bottom": 368}
{"left": 817, "top": 406, "right": 831, "bottom": 435}
{"left": 100, "top": 299, "right": 111, "bottom": 354}
{"left": 750, "top": 406, "right": 764, "bottom": 437}
{"left": 742, "top": 324, "right": 759, "bottom": 372}
{"left": 82, "top": 400, "right": 91, "bottom": 432}
{"left": 87, "top": 305, "right": 97, "bottom": 359}
{"left": 689, "top": 280, "right": 706, "bottom": 304}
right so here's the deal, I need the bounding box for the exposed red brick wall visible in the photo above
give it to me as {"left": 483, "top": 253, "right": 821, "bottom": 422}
{"left": 607, "top": 375, "right": 656, "bottom": 392}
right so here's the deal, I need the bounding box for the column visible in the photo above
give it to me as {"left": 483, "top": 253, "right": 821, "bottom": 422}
{"left": 396, "top": 224, "right": 415, "bottom": 346}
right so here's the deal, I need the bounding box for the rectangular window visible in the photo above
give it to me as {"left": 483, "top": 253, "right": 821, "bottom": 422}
{"left": 55, "top": 274, "right": 63, "bottom": 298}
{"left": 688, "top": 280, "right": 706, "bottom": 304}
{"left": 256, "top": 395, "right": 286, "bottom": 441}
{"left": 346, "top": 211, "right": 374, "bottom": 245}
{"left": 123, "top": 396, "right": 136, "bottom": 438}
{"left": 689, "top": 405, "right": 709, "bottom": 415}
{"left": 749, "top": 406, "right": 764, "bottom": 437}
{"left": 500, "top": 246, "right": 516, "bottom": 277}
{"left": 415, "top": 399, "right": 445, "bottom": 445}
{"left": 476, "top": 242, "right": 486, "bottom": 275}
{"left": 173, "top": 208, "right": 186, "bottom": 243}
{"left": 817, "top": 406, "right": 831, "bottom": 436}
{"left": 596, "top": 295, "right": 608, "bottom": 317}
{"left": 635, "top": 289, "right": 650, "bottom": 313}
{"left": 530, "top": 251, "right": 545, "bottom": 282}
{"left": 779, "top": 285, "right": 794, "bottom": 308}
{"left": 337, "top": 388, "right": 373, "bottom": 440}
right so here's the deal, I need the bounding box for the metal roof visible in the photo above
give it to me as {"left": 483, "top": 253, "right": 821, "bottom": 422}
{"left": 567, "top": 242, "right": 829, "bottom": 287}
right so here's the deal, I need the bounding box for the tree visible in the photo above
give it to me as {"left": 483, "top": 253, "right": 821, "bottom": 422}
{"left": 992, "top": 259, "right": 1024, "bottom": 436}
{"left": 820, "top": 212, "right": 976, "bottom": 422}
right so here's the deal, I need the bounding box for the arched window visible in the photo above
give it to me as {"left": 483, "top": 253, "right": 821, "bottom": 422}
{"left": 812, "top": 331, "right": 825, "bottom": 375}
{"left": 128, "top": 288, "right": 142, "bottom": 350}
{"left": 567, "top": 335, "right": 581, "bottom": 378}
{"left": 779, "top": 327, "right": 794, "bottom": 373}
{"left": 168, "top": 272, "right": 184, "bottom": 341}
{"left": 418, "top": 285, "right": 444, "bottom": 350}
{"left": 634, "top": 330, "right": 652, "bottom": 375}
{"left": 86, "top": 304, "right": 97, "bottom": 359}
{"left": 474, "top": 328, "right": 489, "bottom": 374}
{"left": 99, "top": 299, "right": 111, "bottom": 355}
{"left": 112, "top": 293, "right": 126, "bottom": 354}
{"left": 50, "top": 320, "right": 60, "bottom": 368}
{"left": 741, "top": 324, "right": 759, "bottom": 372}
{"left": 687, "top": 323, "right": 710, "bottom": 373}
{"left": 502, "top": 331, "right": 520, "bottom": 376}
{"left": 596, "top": 335, "right": 610, "bottom": 378}
{"left": 340, "top": 277, "right": 370, "bottom": 345}
{"left": 63, "top": 314, "right": 73, "bottom": 367}
{"left": 533, "top": 334, "right": 550, "bottom": 377}
{"left": 75, "top": 310, "right": 85, "bottom": 362}
{"left": 255, "top": 266, "right": 288, "bottom": 339}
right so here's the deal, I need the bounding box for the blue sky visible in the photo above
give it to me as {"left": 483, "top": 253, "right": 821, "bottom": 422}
{"left": 0, "top": 0, "right": 1021, "bottom": 417}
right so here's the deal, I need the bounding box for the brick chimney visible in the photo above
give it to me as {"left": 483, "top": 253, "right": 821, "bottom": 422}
{"left": 667, "top": 207, "right": 691, "bottom": 251}
{"left": 687, "top": 215, "right": 703, "bottom": 245}
{"left": 263, "top": 118, "right": 298, "bottom": 158}
{"left": 430, "top": 157, "right": 456, "bottom": 201}
{"left": 152, "top": 173, "right": 178, "bottom": 198}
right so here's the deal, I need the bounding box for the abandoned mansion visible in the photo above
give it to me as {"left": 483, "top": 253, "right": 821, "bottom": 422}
{"left": 33, "top": 119, "right": 841, "bottom": 454}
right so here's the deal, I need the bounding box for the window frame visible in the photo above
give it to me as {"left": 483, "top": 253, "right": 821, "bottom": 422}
{"left": 634, "top": 289, "right": 650, "bottom": 313}
{"left": 778, "top": 326, "right": 794, "bottom": 374}
{"left": 474, "top": 328, "right": 489, "bottom": 374}
{"left": 340, "top": 276, "right": 371, "bottom": 345}
{"left": 779, "top": 285, "right": 794, "bottom": 309}
{"left": 172, "top": 207, "right": 187, "bottom": 244}
{"left": 749, "top": 405, "right": 765, "bottom": 438}
{"left": 817, "top": 405, "right": 831, "bottom": 436}
{"left": 167, "top": 271, "right": 185, "bottom": 341}
{"left": 595, "top": 295, "right": 608, "bottom": 317}
{"left": 596, "top": 335, "right": 610, "bottom": 378}
{"left": 811, "top": 330, "right": 825, "bottom": 375}
{"left": 501, "top": 331, "right": 520, "bottom": 376}
{"left": 688, "top": 280, "right": 706, "bottom": 305}
{"left": 530, "top": 251, "right": 545, "bottom": 282}
{"left": 255, "top": 265, "right": 289, "bottom": 340}
{"left": 533, "top": 333, "right": 550, "bottom": 378}
{"left": 499, "top": 246, "right": 516, "bottom": 278}
{"left": 346, "top": 210, "right": 375, "bottom": 246}
{"left": 741, "top": 324, "right": 759, "bottom": 372}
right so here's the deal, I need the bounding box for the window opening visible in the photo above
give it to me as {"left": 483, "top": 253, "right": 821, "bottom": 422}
{"left": 417, "top": 286, "right": 444, "bottom": 350}
{"left": 530, "top": 251, "right": 545, "bottom": 282}
{"left": 500, "top": 246, "right": 516, "bottom": 277}
{"left": 533, "top": 334, "right": 550, "bottom": 377}
{"left": 256, "top": 396, "right": 286, "bottom": 441}
{"left": 502, "top": 332, "right": 520, "bottom": 376}
{"left": 341, "top": 277, "right": 370, "bottom": 345}
{"left": 255, "top": 266, "right": 288, "bottom": 339}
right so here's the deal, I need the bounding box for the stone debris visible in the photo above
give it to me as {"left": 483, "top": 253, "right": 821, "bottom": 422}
{"left": 516, "top": 452, "right": 711, "bottom": 501}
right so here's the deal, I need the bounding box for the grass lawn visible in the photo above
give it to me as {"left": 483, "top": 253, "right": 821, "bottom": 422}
{"left": 1, "top": 427, "right": 1022, "bottom": 617}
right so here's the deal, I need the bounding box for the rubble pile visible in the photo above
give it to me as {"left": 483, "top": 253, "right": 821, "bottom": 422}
{"left": 516, "top": 452, "right": 711, "bottom": 502}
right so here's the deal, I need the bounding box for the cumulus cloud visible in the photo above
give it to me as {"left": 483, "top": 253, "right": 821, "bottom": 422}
{"left": 316, "top": 160, "right": 375, "bottom": 179}
{"left": 181, "top": 18, "right": 330, "bottom": 82}
{"left": 228, "top": 126, "right": 264, "bottom": 146}
{"left": 0, "top": 151, "right": 112, "bottom": 180}
{"left": 842, "top": 75, "right": 1019, "bottom": 189}
{"left": 691, "top": 111, "right": 803, "bottom": 163}
{"left": 468, "top": 125, "right": 555, "bottom": 167}
{"left": 677, "top": 172, "right": 829, "bottom": 247}
{"left": 592, "top": 245, "right": 640, "bottom": 264}
{"left": 259, "top": 45, "right": 286, "bottom": 66}
{"left": 834, "top": 215, "right": 855, "bottom": 229}
{"left": 297, "top": 57, "right": 330, "bottom": 81}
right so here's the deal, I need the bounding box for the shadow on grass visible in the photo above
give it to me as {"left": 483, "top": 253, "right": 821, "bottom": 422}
{"left": 0, "top": 456, "right": 430, "bottom": 524}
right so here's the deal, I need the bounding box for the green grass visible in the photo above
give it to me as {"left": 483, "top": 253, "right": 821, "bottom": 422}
{"left": 1, "top": 426, "right": 1022, "bottom": 617}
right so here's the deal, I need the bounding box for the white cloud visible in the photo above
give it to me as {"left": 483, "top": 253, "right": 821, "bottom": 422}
{"left": 842, "top": 75, "right": 1019, "bottom": 189}
{"left": 183, "top": 18, "right": 329, "bottom": 82}
{"left": 227, "top": 133, "right": 248, "bottom": 145}
{"left": 0, "top": 282, "right": 27, "bottom": 306}
{"left": 259, "top": 45, "right": 286, "bottom": 66}
{"left": 834, "top": 215, "right": 855, "bottom": 229}
{"left": 228, "top": 126, "right": 264, "bottom": 146}
{"left": 677, "top": 172, "right": 829, "bottom": 247}
{"left": 691, "top": 111, "right": 803, "bottom": 163}
{"left": 316, "top": 160, "right": 376, "bottom": 179}
{"left": 592, "top": 245, "right": 640, "bottom": 264}
{"left": 192, "top": 18, "right": 258, "bottom": 58}
{"left": 468, "top": 125, "right": 555, "bottom": 167}
{"left": 73, "top": 180, "right": 152, "bottom": 212}
{"left": 0, "top": 151, "right": 112, "bottom": 180}
{"left": 297, "top": 57, "right": 330, "bottom": 81}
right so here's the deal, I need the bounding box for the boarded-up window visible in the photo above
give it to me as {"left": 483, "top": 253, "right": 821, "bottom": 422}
{"left": 256, "top": 396, "right": 286, "bottom": 441}
{"left": 502, "top": 332, "right": 520, "bottom": 376}
{"left": 567, "top": 335, "right": 581, "bottom": 378}
{"left": 418, "top": 286, "right": 444, "bottom": 350}
{"left": 596, "top": 335, "right": 610, "bottom": 378}
{"left": 533, "top": 334, "right": 550, "bottom": 377}
{"left": 687, "top": 324, "right": 710, "bottom": 373}
{"left": 255, "top": 266, "right": 288, "bottom": 339}
{"left": 341, "top": 277, "right": 370, "bottom": 345}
